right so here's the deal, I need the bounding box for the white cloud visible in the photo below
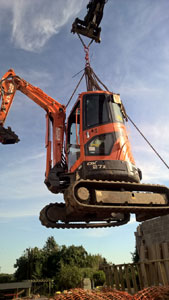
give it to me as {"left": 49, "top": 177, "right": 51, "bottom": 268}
{"left": 10, "top": 0, "right": 84, "bottom": 52}
{"left": 17, "top": 69, "right": 53, "bottom": 89}
{"left": 136, "top": 161, "right": 169, "bottom": 183}
{"left": 129, "top": 121, "right": 169, "bottom": 184}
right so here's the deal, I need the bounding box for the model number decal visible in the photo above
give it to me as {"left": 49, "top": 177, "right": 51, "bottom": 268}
{"left": 92, "top": 165, "right": 106, "bottom": 169}
{"left": 87, "top": 161, "right": 106, "bottom": 169}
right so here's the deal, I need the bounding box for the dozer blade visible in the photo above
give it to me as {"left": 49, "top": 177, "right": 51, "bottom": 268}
{"left": 0, "top": 126, "right": 20, "bottom": 144}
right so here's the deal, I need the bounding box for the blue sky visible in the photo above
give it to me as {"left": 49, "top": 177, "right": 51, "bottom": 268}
{"left": 0, "top": 0, "right": 169, "bottom": 274}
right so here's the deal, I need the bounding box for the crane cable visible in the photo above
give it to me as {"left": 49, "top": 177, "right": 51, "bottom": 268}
{"left": 127, "top": 114, "right": 169, "bottom": 170}
{"left": 66, "top": 33, "right": 107, "bottom": 107}
{"left": 66, "top": 72, "right": 85, "bottom": 108}
{"left": 66, "top": 34, "right": 169, "bottom": 169}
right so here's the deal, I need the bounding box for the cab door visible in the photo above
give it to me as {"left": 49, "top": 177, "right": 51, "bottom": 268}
{"left": 66, "top": 100, "right": 81, "bottom": 171}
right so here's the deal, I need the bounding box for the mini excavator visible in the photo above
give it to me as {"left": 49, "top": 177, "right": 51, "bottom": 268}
{"left": 0, "top": 1, "right": 169, "bottom": 229}
{"left": 0, "top": 66, "right": 169, "bottom": 229}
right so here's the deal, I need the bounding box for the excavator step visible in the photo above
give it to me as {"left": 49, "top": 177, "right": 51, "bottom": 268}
{"left": 0, "top": 126, "right": 20, "bottom": 144}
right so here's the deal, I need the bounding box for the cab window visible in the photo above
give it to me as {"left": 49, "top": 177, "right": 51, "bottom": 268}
{"left": 83, "top": 93, "right": 110, "bottom": 129}
{"left": 109, "top": 102, "right": 124, "bottom": 123}
{"left": 67, "top": 101, "right": 80, "bottom": 170}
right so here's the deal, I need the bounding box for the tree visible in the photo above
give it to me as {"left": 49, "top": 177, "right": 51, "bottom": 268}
{"left": 14, "top": 247, "right": 44, "bottom": 280}
{"left": 59, "top": 245, "right": 88, "bottom": 268}
{"left": 93, "top": 270, "right": 106, "bottom": 287}
{"left": 42, "top": 237, "right": 60, "bottom": 279}
{"left": 86, "top": 254, "right": 105, "bottom": 269}
{"left": 43, "top": 236, "right": 59, "bottom": 253}
{"left": 56, "top": 264, "right": 83, "bottom": 290}
{"left": 14, "top": 236, "right": 107, "bottom": 291}
{"left": 42, "top": 250, "right": 61, "bottom": 279}
{"left": 0, "top": 274, "right": 14, "bottom": 283}
{"left": 131, "top": 246, "right": 139, "bottom": 263}
{"left": 14, "top": 254, "right": 28, "bottom": 281}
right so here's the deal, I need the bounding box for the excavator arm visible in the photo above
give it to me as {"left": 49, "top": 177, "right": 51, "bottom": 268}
{"left": 0, "top": 69, "right": 66, "bottom": 180}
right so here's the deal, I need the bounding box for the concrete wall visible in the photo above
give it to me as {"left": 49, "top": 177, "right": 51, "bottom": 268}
{"left": 135, "top": 215, "right": 169, "bottom": 252}
{"left": 0, "top": 281, "right": 32, "bottom": 290}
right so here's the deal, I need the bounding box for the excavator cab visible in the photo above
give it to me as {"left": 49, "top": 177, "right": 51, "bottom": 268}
{"left": 66, "top": 90, "right": 141, "bottom": 184}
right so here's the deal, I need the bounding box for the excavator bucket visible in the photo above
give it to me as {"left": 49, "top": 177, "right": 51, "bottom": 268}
{"left": 0, "top": 126, "right": 20, "bottom": 144}
{"left": 71, "top": 19, "right": 101, "bottom": 43}
{"left": 71, "top": 0, "right": 107, "bottom": 42}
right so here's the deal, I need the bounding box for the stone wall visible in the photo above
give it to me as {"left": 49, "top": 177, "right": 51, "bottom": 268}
{"left": 135, "top": 215, "right": 169, "bottom": 254}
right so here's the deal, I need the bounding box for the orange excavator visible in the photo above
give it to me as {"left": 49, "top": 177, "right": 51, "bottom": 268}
{"left": 0, "top": 67, "right": 169, "bottom": 229}
{"left": 1, "top": 1, "right": 169, "bottom": 229}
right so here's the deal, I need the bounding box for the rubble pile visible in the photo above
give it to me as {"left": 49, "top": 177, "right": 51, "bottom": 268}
{"left": 53, "top": 286, "right": 169, "bottom": 300}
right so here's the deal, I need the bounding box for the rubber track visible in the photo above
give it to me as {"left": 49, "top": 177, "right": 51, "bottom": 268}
{"left": 73, "top": 180, "right": 169, "bottom": 213}
{"left": 39, "top": 202, "right": 130, "bottom": 229}
{"left": 39, "top": 180, "right": 169, "bottom": 229}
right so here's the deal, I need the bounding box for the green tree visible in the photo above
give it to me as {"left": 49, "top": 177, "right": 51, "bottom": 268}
{"left": 93, "top": 270, "right": 106, "bottom": 287}
{"left": 86, "top": 254, "right": 105, "bottom": 269}
{"left": 59, "top": 245, "right": 88, "bottom": 268}
{"left": 14, "top": 254, "right": 28, "bottom": 280}
{"left": 14, "top": 236, "right": 107, "bottom": 291}
{"left": 14, "top": 247, "right": 44, "bottom": 280}
{"left": 131, "top": 246, "right": 139, "bottom": 263}
{"left": 0, "top": 274, "right": 14, "bottom": 283}
{"left": 43, "top": 250, "right": 61, "bottom": 279}
{"left": 43, "top": 236, "right": 59, "bottom": 253}
{"left": 56, "top": 264, "right": 83, "bottom": 291}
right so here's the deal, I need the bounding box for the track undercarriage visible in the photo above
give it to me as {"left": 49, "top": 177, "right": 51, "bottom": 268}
{"left": 39, "top": 180, "right": 169, "bottom": 229}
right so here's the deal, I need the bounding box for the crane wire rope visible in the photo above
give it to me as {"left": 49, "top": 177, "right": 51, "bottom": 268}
{"left": 66, "top": 34, "right": 169, "bottom": 169}
{"left": 66, "top": 34, "right": 102, "bottom": 108}
{"left": 66, "top": 72, "right": 85, "bottom": 108}
{"left": 127, "top": 114, "right": 169, "bottom": 169}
